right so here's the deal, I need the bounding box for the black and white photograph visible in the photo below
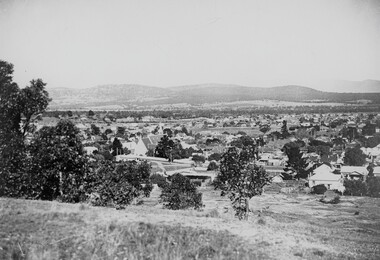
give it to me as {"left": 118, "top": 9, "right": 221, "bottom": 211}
{"left": 1, "top": 0, "right": 380, "bottom": 259}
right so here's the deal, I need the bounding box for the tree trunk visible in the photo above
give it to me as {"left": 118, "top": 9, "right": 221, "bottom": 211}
{"left": 245, "top": 197, "right": 249, "bottom": 220}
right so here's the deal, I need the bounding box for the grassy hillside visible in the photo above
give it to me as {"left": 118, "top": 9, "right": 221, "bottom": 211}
{"left": 1, "top": 186, "right": 380, "bottom": 259}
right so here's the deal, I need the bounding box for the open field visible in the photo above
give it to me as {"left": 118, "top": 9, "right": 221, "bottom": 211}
{"left": 1, "top": 186, "right": 380, "bottom": 260}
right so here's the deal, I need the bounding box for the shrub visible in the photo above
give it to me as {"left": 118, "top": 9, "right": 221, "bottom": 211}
{"left": 84, "top": 160, "right": 153, "bottom": 207}
{"left": 310, "top": 184, "right": 327, "bottom": 194}
{"left": 150, "top": 174, "right": 168, "bottom": 188}
{"left": 160, "top": 173, "right": 204, "bottom": 210}
{"left": 344, "top": 179, "right": 367, "bottom": 196}
{"left": 367, "top": 177, "right": 380, "bottom": 198}
{"left": 207, "top": 161, "right": 218, "bottom": 171}
{"left": 319, "top": 190, "right": 340, "bottom": 204}
{"left": 26, "top": 120, "right": 88, "bottom": 202}
{"left": 192, "top": 155, "right": 206, "bottom": 166}
{"left": 208, "top": 153, "right": 222, "bottom": 161}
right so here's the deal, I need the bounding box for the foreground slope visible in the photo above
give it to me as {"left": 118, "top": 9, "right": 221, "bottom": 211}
{"left": 1, "top": 186, "right": 380, "bottom": 260}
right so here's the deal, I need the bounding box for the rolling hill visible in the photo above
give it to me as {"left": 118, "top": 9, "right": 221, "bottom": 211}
{"left": 47, "top": 83, "right": 380, "bottom": 109}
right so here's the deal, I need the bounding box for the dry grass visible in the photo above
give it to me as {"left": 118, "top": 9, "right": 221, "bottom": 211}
{"left": 1, "top": 185, "right": 380, "bottom": 259}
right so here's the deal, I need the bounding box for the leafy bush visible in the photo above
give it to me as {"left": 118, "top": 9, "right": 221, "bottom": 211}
{"left": 319, "top": 190, "right": 340, "bottom": 204}
{"left": 26, "top": 120, "right": 88, "bottom": 202}
{"left": 150, "top": 173, "right": 168, "bottom": 188}
{"left": 160, "top": 173, "right": 204, "bottom": 210}
{"left": 310, "top": 184, "right": 327, "bottom": 194}
{"left": 367, "top": 177, "right": 380, "bottom": 198}
{"left": 207, "top": 161, "right": 219, "bottom": 171}
{"left": 208, "top": 153, "right": 221, "bottom": 161}
{"left": 344, "top": 179, "right": 367, "bottom": 196}
{"left": 192, "top": 154, "right": 206, "bottom": 165}
{"left": 84, "top": 160, "right": 153, "bottom": 207}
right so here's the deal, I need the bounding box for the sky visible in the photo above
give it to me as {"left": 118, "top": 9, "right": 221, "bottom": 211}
{"left": 0, "top": 0, "right": 380, "bottom": 91}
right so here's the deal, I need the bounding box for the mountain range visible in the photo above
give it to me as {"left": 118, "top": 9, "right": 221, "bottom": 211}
{"left": 47, "top": 81, "right": 380, "bottom": 110}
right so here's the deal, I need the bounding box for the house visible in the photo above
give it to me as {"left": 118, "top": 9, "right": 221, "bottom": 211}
{"left": 308, "top": 164, "right": 344, "bottom": 190}
{"left": 373, "top": 167, "right": 380, "bottom": 177}
{"left": 83, "top": 146, "right": 98, "bottom": 155}
{"left": 340, "top": 166, "right": 367, "bottom": 181}
{"left": 135, "top": 138, "right": 148, "bottom": 156}
{"left": 122, "top": 141, "right": 137, "bottom": 154}
{"left": 142, "top": 134, "right": 165, "bottom": 151}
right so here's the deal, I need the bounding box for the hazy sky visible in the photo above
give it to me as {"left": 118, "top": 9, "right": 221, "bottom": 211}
{"left": 1, "top": 0, "right": 379, "bottom": 91}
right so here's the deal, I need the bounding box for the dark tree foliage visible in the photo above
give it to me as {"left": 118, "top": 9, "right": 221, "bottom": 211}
{"left": 366, "top": 134, "right": 380, "bottom": 148}
{"left": 282, "top": 144, "right": 310, "bottom": 179}
{"left": 112, "top": 137, "right": 124, "bottom": 156}
{"left": 205, "top": 138, "right": 221, "bottom": 146}
{"left": 150, "top": 173, "right": 168, "bottom": 188}
{"left": 230, "top": 135, "right": 258, "bottom": 160}
{"left": 215, "top": 147, "right": 271, "bottom": 220}
{"left": 307, "top": 145, "right": 331, "bottom": 157}
{"left": 309, "top": 139, "right": 333, "bottom": 147}
{"left": 181, "top": 126, "right": 189, "bottom": 135}
{"left": 310, "top": 184, "right": 327, "bottom": 194}
{"left": 104, "top": 128, "right": 113, "bottom": 135}
{"left": 163, "top": 128, "right": 173, "bottom": 137}
{"left": 88, "top": 110, "right": 95, "bottom": 117}
{"left": 341, "top": 127, "right": 358, "bottom": 142}
{"left": 207, "top": 161, "right": 218, "bottom": 171}
{"left": 343, "top": 179, "right": 368, "bottom": 196}
{"left": 281, "top": 120, "right": 290, "bottom": 138}
{"left": 84, "top": 160, "right": 153, "bottom": 208}
{"left": 192, "top": 154, "right": 206, "bottom": 165}
{"left": 367, "top": 177, "right": 380, "bottom": 198}
{"left": 91, "top": 124, "right": 100, "bottom": 135}
{"left": 160, "top": 173, "right": 204, "bottom": 210}
{"left": 28, "top": 120, "right": 88, "bottom": 202}
{"left": 344, "top": 147, "right": 366, "bottom": 166}
{"left": 0, "top": 60, "right": 50, "bottom": 197}
{"left": 155, "top": 135, "right": 176, "bottom": 162}
{"left": 259, "top": 124, "right": 270, "bottom": 134}
{"left": 117, "top": 126, "right": 126, "bottom": 137}
{"left": 362, "top": 123, "right": 376, "bottom": 136}
{"left": 19, "top": 79, "right": 51, "bottom": 137}
{"left": 208, "top": 153, "right": 222, "bottom": 161}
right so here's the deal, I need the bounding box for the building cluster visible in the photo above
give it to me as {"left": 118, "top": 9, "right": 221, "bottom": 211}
{"left": 35, "top": 111, "right": 380, "bottom": 189}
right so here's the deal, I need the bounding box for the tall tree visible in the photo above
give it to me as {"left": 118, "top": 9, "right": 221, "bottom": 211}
{"left": 28, "top": 120, "right": 88, "bottom": 201}
{"left": 19, "top": 79, "right": 50, "bottom": 137}
{"left": 155, "top": 135, "right": 176, "bottom": 162}
{"left": 283, "top": 143, "right": 310, "bottom": 179}
{"left": 344, "top": 147, "right": 366, "bottom": 166}
{"left": 0, "top": 60, "right": 50, "bottom": 197}
{"left": 112, "top": 137, "right": 124, "bottom": 156}
{"left": 281, "top": 120, "right": 290, "bottom": 138}
{"left": 215, "top": 147, "right": 271, "bottom": 220}
{"left": 91, "top": 124, "right": 100, "bottom": 135}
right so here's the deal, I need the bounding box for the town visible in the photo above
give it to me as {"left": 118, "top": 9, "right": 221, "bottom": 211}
{"left": 33, "top": 109, "right": 380, "bottom": 191}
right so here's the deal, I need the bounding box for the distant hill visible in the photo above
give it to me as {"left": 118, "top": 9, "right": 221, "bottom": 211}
{"left": 47, "top": 83, "right": 380, "bottom": 109}
{"left": 48, "top": 84, "right": 175, "bottom": 109}
{"left": 328, "top": 80, "right": 380, "bottom": 93}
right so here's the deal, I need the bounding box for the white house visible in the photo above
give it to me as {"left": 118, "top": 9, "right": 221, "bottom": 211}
{"left": 83, "top": 146, "right": 98, "bottom": 155}
{"left": 134, "top": 138, "right": 148, "bottom": 156}
{"left": 308, "top": 164, "right": 344, "bottom": 190}
{"left": 340, "top": 166, "right": 367, "bottom": 181}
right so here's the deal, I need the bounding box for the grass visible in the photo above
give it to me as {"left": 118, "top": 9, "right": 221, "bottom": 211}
{"left": 1, "top": 185, "right": 380, "bottom": 259}
{"left": 0, "top": 199, "right": 264, "bottom": 260}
